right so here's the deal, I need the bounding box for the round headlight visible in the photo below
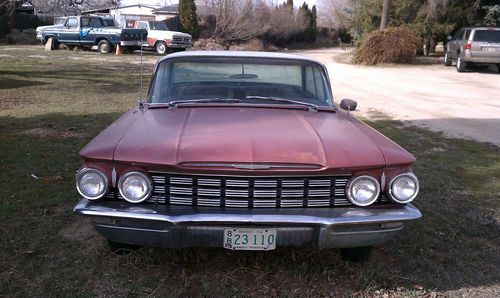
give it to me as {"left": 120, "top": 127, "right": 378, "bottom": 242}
{"left": 118, "top": 172, "right": 152, "bottom": 203}
{"left": 389, "top": 173, "right": 419, "bottom": 203}
{"left": 76, "top": 168, "right": 108, "bottom": 200}
{"left": 346, "top": 175, "right": 380, "bottom": 206}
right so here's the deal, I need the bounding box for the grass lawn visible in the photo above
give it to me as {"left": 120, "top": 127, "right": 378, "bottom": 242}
{"left": 0, "top": 46, "right": 499, "bottom": 297}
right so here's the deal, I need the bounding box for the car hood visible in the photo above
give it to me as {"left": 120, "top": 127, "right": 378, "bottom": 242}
{"left": 37, "top": 24, "right": 63, "bottom": 31}
{"left": 80, "top": 106, "right": 415, "bottom": 171}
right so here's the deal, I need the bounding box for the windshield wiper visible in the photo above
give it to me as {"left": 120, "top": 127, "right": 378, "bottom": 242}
{"left": 246, "top": 96, "right": 319, "bottom": 112}
{"left": 165, "top": 98, "right": 243, "bottom": 108}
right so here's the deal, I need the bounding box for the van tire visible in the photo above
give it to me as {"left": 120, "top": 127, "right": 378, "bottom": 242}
{"left": 456, "top": 56, "right": 467, "bottom": 72}
{"left": 444, "top": 51, "right": 452, "bottom": 66}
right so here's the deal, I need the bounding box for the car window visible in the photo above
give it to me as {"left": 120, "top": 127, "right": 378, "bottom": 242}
{"left": 473, "top": 30, "right": 500, "bottom": 43}
{"left": 453, "top": 29, "right": 464, "bottom": 40}
{"left": 66, "top": 18, "right": 78, "bottom": 28}
{"left": 149, "top": 58, "right": 332, "bottom": 107}
{"left": 137, "top": 22, "right": 148, "bottom": 29}
{"left": 103, "top": 19, "right": 115, "bottom": 26}
{"left": 465, "top": 29, "right": 471, "bottom": 40}
{"left": 90, "top": 18, "right": 102, "bottom": 27}
{"left": 149, "top": 21, "right": 168, "bottom": 30}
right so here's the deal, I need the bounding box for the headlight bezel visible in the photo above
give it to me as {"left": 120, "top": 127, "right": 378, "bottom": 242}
{"left": 346, "top": 175, "right": 381, "bottom": 207}
{"left": 76, "top": 167, "right": 109, "bottom": 200}
{"left": 118, "top": 171, "right": 152, "bottom": 203}
{"left": 388, "top": 172, "right": 419, "bottom": 204}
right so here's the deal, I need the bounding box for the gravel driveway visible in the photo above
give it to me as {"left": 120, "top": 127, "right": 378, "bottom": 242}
{"left": 297, "top": 48, "right": 500, "bottom": 146}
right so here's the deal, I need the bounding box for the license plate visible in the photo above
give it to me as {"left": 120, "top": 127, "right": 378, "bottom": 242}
{"left": 223, "top": 228, "right": 277, "bottom": 250}
{"left": 485, "top": 47, "right": 499, "bottom": 52}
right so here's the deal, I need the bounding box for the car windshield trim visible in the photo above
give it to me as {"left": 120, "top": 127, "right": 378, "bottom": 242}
{"left": 245, "top": 95, "right": 319, "bottom": 111}
{"left": 149, "top": 98, "right": 244, "bottom": 109}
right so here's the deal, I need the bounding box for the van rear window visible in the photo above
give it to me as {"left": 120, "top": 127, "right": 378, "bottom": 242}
{"left": 473, "top": 30, "right": 500, "bottom": 42}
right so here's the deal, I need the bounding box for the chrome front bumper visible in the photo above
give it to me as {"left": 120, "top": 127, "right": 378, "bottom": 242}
{"left": 74, "top": 199, "right": 421, "bottom": 249}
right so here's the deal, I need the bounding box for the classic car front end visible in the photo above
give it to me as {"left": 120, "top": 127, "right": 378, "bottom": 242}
{"left": 74, "top": 51, "right": 421, "bottom": 259}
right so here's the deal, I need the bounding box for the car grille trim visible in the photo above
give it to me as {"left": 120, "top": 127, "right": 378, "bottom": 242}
{"left": 106, "top": 173, "right": 390, "bottom": 207}
{"left": 142, "top": 172, "right": 355, "bottom": 208}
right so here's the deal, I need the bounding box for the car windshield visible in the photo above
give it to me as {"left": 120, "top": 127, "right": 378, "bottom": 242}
{"left": 55, "top": 18, "right": 67, "bottom": 25}
{"left": 473, "top": 30, "right": 500, "bottom": 42}
{"left": 148, "top": 57, "right": 333, "bottom": 107}
{"left": 149, "top": 21, "right": 168, "bottom": 30}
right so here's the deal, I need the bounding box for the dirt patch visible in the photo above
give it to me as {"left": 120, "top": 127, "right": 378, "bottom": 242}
{"left": 59, "top": 217, "right": 100, "bottom": 243}
{"left": 21, "top": 128, "right": 88, "bottom": 139}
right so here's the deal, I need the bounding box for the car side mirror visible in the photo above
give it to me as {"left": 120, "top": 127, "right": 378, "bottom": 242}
{"left": 447, "top": 35, "right": 452, "bottom": 41}
{"left": 340, "top": 98, "right": 357, "bottom": 112}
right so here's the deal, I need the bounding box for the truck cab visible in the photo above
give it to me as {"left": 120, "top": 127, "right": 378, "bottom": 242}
{"left": 134, "top": 20, "right": 192, "bottom": 54}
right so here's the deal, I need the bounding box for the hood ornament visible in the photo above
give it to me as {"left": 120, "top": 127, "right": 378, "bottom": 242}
{"left": 232, "top": 164, "right": 271, "bottom": 170}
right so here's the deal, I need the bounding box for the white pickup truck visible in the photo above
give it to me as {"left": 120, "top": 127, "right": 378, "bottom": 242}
{"left": 133, "top": 20, "right": 192, "bottom": 54}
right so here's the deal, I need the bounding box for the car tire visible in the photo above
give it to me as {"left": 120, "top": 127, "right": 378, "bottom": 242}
{"left": 444, "top": 51, "right": 452, "bottom": 66}
{"left": 496, "top": 64, "right": 500, "bottom": 73}
{"left": 98, "top": 40, "right": 112, "bottom": 54}
{"left": 340, "top": 246, "right": 373, "bottom": 262}
{"left": 456, "top": 56, "right": 467, "bottom": 72}
{"left": 107, "top": 240, "right": 140, "bottom": 254}
{"left": 155, "top": 41, "right": 167, "bottom": 55}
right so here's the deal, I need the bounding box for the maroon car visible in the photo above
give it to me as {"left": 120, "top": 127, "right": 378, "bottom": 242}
{"left": 74, "top": 51, "right": 421, "bottom": 260}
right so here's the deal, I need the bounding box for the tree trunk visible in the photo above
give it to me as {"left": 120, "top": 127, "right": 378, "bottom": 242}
{"left": 380, "top": 0, "right": 390, "bottom": 30}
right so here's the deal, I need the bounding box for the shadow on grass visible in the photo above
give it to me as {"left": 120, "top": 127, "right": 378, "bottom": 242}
{"left": 0, "top": 113, "right": 499, "bottom": 296}
{"left": 0, "top": 77, "right": 49, "bottom": 89}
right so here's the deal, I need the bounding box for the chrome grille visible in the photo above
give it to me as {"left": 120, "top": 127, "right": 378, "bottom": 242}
{"left": 172, "top": 35, "right": 191, "bottom": 44}
{"left": 144, "top": 173, "right": 354, "bottom": 208}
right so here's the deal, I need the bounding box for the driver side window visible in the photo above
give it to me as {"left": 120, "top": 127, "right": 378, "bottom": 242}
{"left": 137, "top": 22, "right": 148, "bottom": 30}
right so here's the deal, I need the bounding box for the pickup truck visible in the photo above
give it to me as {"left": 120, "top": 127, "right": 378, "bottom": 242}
{"left": 36, "top": 16, "right": 147, "bottom": 54}
{"left": 133, "top": 20, "right": 192, "bottom": 54}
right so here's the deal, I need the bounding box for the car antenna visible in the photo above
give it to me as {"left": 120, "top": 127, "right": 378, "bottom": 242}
{"left": 138, "top": 33, "right": 145, "bottom": 109}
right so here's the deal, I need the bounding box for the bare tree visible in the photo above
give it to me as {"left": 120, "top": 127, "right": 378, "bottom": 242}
{"left": 210, "top": 0, "right": 269, "bottom": 41}
{"left": 31, "top": 0, "right": 119, "bottom": 15}
{"left": 267, "top": 3, "right": 308, "bottom": 41}
{"left": 317, "top": 0, "right": 353, "bottom": 30}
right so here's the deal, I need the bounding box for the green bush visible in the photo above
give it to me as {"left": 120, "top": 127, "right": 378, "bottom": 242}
{"left": 353, "top": 27, "right": 421, "bottom": 65}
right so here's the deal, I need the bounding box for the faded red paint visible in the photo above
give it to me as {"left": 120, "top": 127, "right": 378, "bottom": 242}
{"left": 79, "top": 104, "right": 415, "bottom": 177}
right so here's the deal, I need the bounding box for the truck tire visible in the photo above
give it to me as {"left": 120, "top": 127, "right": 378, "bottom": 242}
{"left": 98, "top": 40, "right": 112, "bottom": 54}
{"left": 444, "top": 51, "right": 452, "bottom": 66}
{"left": 155, "top": 41, "right": 167, "bottom": 55}
{"left": 456, "top": 56, "right": 467, "bottom": 72}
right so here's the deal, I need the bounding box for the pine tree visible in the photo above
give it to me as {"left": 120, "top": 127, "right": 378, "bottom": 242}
{"left": 310, "top": 5, "right": 317, "bottom": 41}
{"left": 179, "top": 0, "right": 198, "bottom": 37}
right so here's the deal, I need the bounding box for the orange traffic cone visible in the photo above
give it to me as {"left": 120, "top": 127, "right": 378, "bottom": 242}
{"left": 115, "top": 44, "right": 122, "bottom": 55}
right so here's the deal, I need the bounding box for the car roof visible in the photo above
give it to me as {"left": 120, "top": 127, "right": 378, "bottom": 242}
{"left": 461, "top": 27, "right": 500, "bottom": 30}
{"left": 158, "top": 51, "right": 322, "bottom": 65}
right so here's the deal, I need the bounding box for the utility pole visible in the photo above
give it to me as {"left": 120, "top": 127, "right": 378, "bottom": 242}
{"left": 380, "top": 0, "right": 390, "bottom": 30}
